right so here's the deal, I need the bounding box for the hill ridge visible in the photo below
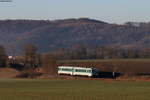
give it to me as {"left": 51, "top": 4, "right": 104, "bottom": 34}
{"left": 0, "top": 18, "right": 149, "bottom": 54}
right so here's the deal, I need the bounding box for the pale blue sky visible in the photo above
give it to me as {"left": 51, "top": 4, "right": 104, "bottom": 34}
{"left": 0, "top": 0, "right": 150, "bottom": 23}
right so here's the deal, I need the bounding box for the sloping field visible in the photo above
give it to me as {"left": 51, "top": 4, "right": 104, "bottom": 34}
{"left": 0, "top": 79, "right": 150, "bottom": 100}
{"left": 0, "top": 68, "right": 19, "bottom": 78}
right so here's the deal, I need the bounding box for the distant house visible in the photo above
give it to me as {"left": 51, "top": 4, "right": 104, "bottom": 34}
{"left": 8, "top": 56, "right": 13, "bottom": 59}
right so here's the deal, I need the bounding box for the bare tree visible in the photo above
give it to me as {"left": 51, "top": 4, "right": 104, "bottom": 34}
{"left": 24, "top": 44, "right": 38, "bottom": 70}
{"left": 42, "top": 53, "right": 57, "bottom": 75}
{"left": 0, "top": 45, "right": 7, "bottom": 67}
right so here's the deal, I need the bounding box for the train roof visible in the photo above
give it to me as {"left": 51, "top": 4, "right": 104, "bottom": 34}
{"left": 58, "top": 66, "right": 95, "bottom": 69}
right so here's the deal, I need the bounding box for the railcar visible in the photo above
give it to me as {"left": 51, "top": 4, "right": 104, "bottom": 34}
{"left": 58, "top": 66, "right": 100, "bottom": 77}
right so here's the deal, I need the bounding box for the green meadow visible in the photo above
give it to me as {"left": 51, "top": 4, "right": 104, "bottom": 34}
{"left": 0, "top": 79, "right": 150, "bottom": 100}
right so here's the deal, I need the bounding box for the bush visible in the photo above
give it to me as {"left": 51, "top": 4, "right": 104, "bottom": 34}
{"left": 16, "top": 71, "right": 42, "bottom": 78}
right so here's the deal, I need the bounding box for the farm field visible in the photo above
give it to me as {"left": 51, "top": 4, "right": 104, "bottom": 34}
{"left": 59, "top": 58, "right": 150, "bottom": 63}
{"left": 0, "top": 79, "right": 150, "bottom": 100}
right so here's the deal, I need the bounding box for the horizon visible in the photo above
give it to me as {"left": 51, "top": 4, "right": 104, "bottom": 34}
{"left": 0, "top": 0, "right": 150, "bottom": 24}
{"left": 0, "top": 18, "right": 150, "bottom": 25}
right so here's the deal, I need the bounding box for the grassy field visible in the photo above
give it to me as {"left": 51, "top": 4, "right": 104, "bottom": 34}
{"left": 0, "top": 79, "right": 150, "bottom": 100}
{"left": 59, "top": 58, "right": 150, "bottom": 63}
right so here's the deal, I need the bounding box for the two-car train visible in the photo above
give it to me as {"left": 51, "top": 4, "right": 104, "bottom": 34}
{"left": 58, "top": 66, "right": 100, "bottom": 77}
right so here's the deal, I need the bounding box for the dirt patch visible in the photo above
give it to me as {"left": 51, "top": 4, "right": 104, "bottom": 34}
{"left": 116, "top": 76, "right": 150, "bottom": 82}
{"left": 0, "top": 68, "right": 20, "bottom": 78}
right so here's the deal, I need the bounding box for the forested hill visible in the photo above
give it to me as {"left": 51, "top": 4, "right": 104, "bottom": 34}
{"left": 0, "top": 18, "right": 150, "bottom": 54}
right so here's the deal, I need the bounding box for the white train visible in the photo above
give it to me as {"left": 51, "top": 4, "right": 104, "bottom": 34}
{"left": 58, "top": 66, "right": 100, "bottom": 77}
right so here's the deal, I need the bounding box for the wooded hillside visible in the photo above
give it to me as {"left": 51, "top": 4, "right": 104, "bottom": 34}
{"left": 0, "top": 18, "right": 150, "bottom": 54}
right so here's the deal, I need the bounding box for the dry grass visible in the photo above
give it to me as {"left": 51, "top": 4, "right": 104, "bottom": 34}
{"left": 0, "top": 68, "right": 20, "bottom": 78}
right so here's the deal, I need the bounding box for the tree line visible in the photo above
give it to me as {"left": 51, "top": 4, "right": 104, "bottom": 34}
{"left": 0, "top": 44, "right": 57, "bottom": 77}
{"left": 52, "top": 45, "right": 150, "bottom": 60}
{"left": 0, "top": 44, "right": 149, "bottom": 77}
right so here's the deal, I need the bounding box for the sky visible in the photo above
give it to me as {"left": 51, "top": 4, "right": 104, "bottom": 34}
{"left": 0, "top": 0, "right": 150, "bottom": 23}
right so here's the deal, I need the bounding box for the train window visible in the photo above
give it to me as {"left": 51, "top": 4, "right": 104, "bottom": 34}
{"left": 81, "top": 70, "right": 86, "bottom": 72}
{"left": 75, "top": 69, "right": 79, "bottom": 72}
{"left": 87, "top": 70, "right": 92, "bottom": 73}
{"left": 62, "top": 68, "right": 73, "bottom": 71}
{"left": 75, "top": 69, "right": 86, "bottom": 72}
